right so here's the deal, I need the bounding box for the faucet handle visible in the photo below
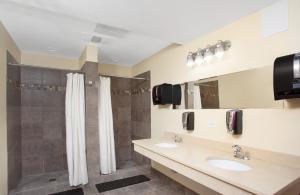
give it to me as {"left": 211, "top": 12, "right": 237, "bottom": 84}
{"left": 173, "top": 134, "right": 178, "bottom": 140}
{"left": 173, "top": 134, "right": 182, "bottom": 143}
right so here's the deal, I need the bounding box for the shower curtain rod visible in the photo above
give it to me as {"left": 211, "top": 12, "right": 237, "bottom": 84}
{"left": 8, "top": 63, "right": 29, "bottom": 66}
{"left": 194, "top": 83, "right": 217, "bottom": 87}
{"left": 99, "top": 73, "right": 149, "bottom": 80}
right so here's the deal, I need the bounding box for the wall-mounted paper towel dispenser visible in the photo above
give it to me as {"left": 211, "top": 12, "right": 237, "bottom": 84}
{"left": 152, "top": 83, "right": 182, "bottom": 106}
{"left": 152, "top": 83, "right": 173, "bottom": 105}
{"left": 274, "top": 53, "right": 300, "bottom": 100}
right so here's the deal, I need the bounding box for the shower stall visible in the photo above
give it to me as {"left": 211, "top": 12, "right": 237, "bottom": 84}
{"left": 6, "top": 53, "right": 151, "bottom": 194}
{"left": 111, "top": 71, "right": 151, "bottom": 168}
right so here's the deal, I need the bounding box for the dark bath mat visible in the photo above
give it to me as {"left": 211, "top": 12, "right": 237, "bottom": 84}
{"left": 49, "top": 188, "right": 84, "bottom": 195}
{"left": 96, "top": 175, "right": 150, "bottom": 193}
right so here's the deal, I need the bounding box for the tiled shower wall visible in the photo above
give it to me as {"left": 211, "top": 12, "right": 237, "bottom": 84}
{"left": 111, "top": 77, "right": 133, "bottom": 167}
{"left": 7, "top": 52, "right": 22, "bottom": 190}
{"left": 81, "top": 62, "right": 100, "bottom": 178}
{"left": 110, "top": 71, "right": 151, "bottom": 167}
{"left": 80, "top": 64, "right": 150, "bottom": 172}
{"left": 20, "top": 66, "right": 68, "bottom": 176}
{"left": 131, "top": 71, "right": 151, "bottom": 165}
{"left": 8, "top": 62, "right": 150, "bottom": 185}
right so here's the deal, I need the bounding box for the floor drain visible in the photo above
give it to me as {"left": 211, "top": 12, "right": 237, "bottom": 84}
{"left": 49, "top": 178, "right": 56, "bottom": 182}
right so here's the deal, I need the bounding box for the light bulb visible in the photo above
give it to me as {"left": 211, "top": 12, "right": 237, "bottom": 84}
{"left": 215, "top": 41, "right": 224, "bottom": 58}
{"left": 186, "top": 52, "right": 195, "bottom": 67}
{"left": 195, "top": 50, "right": 204, "bottom": 65}
{"left": 204, "top": 47, "right": 213, "bottom": 62}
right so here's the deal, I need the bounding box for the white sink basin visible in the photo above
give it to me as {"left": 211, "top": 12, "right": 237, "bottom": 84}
{"left": 207, "top": 157, "right": 251, "bottom": 171}
{"left": 155, "top": 143, "right": 178, "bottom": 148}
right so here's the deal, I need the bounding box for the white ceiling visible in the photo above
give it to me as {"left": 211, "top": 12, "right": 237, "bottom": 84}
{"left": 0, "top": 0, "right": 278, "bottom": 66}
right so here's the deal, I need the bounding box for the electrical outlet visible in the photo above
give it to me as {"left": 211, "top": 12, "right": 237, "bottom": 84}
{"left": 207, "top": 121, "right": 217, "bottom": 128}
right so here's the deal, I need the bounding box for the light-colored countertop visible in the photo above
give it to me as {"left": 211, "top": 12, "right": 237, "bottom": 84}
{"left": 133, "top": 137, "right": 300, "bottom": 195}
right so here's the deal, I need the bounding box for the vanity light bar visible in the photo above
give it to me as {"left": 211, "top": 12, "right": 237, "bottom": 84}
{"left": 186, "top": 40, "right": 231, "bottom": 67}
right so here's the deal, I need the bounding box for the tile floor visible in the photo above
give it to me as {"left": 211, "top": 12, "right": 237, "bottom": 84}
{"left": 9, "top": 161, "right": 198, "bottom": 195}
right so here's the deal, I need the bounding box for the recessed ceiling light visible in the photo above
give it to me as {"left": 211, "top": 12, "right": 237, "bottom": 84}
{"left": 112, "top": 58, "right": 119, "bottom": 62}
{"left": 47, "top": 47, "right": 56, "bottom": 52}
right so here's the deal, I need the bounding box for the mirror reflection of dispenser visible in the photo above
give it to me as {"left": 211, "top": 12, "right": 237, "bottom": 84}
{"left": 226, "top": 109, "right": 243, "bottom": 135}
{"left": 182, "top": 112, "right": 194, "bottom": 131}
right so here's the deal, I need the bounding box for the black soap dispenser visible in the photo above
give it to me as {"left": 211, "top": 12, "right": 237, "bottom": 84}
{"left": 182, "top": 112, "right": 194, "bottom": 131}
{"left": 226, "top": 110, "right": 242, "bottom": 135}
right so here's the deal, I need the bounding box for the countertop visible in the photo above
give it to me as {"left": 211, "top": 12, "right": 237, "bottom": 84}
{"left": 133, "top": 138, "right": 300, "bottom": 195}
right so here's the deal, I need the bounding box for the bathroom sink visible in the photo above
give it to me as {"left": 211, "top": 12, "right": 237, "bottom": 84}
{"left": 155, "top": 143, "right": 178, "bottom": 148}
{"left": 207, "top": 157, "right": 251, "bottom": 171}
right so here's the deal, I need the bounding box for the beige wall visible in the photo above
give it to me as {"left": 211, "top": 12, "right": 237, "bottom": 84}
{"left": 99, "top": 63, "right": 132, "bottom": 77}
{"left": 79, "top": 44, "right": 98, "bottom": 68}
{"left": 21, "top": 52, "right": 79, "bottom": 70}
{"left": 21, "top": 49, "right": 133, "bottom": 79}
{"left": 0, "top": 21, "right": 21, "bottom": 195}
{"left": 132, "top": 0, "right": 300, "bottom": 156}
{"left": 22, "top": 44, "right": 99, "bottom": 70}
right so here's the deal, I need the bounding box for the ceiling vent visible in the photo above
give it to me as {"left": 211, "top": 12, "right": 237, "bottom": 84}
{"left": 94, "top": 23, "right": 129, "bottom": 38}
{"left": 91, "top": 36, "right": 102, "bottom": 43}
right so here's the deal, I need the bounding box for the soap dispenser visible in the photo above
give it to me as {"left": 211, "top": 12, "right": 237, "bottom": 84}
{"left": 182, "top": 112, "right": 194, "bottom": 131}
{"left": 226, "top": 109, "right": 242, "bottom": 135}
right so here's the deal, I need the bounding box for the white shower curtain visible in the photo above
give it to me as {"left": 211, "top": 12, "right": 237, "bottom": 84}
{"left": 65, "top": 73, "right": 88, "bottom": 186}
{"left": 194, "top": 85, "right": 202, "bottom": 109}
{"left": 179, "top": 84, "right": 185, "bottom": 109}
{"left": 98, "top": 76, "right": 116, "bottom": 174}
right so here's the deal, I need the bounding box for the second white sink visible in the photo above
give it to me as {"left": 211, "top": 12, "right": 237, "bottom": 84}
{"left": 207, "top": 157, "right": 251, "bottom": 171}
{"left": 155, "top": 143, "right": 178, "bottom": 148}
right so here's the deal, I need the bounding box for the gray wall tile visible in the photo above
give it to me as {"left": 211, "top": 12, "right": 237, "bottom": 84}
{"left": 21, "top": 123, "right": 43, "bottom": 140}
{"left": 110, "top": 71, "right": 151, "bottom": 166}
{"left": 111, "top": 77, "right": 133, "bottom": 167}
{"left": 131, "top": 71, "right": 151, "bottom": 165}
{"left": 22, "top": 140, "right": 43, "bottom": 158}
{"left": 44, "top": 154, "right": 65, "bottom": 172}
{"left": 81, "top": 62, "right": 100, "bottom": 177}
{"left": 13, "top": 63, "right": 151, "bottom": 186}
{"left": 42, "top": 69, "right": 61, "bottom": 85}
{"left": 118, "top": 146, "right": 132, "bottom": 162}
{"left": 21, "top": 89, "right": 44, "bottom": 107}
{"left": 22, "top": 155, "right": 44, "bottom": 176}
{"left": 21, "top": 66, "right": 42, "bottom": 84}
{"left": 7, "top": 54, "right": 22, "bottom": 191}
{"left": 20, "top": 66, "right": 68, "bottom": 177}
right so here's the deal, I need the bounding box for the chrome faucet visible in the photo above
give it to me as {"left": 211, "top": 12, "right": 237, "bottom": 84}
{"left": 173, "top": 134, "right": 183, "bottom": 143}
{"left": 232, "top": 145, "right": 249, "bottom": 160}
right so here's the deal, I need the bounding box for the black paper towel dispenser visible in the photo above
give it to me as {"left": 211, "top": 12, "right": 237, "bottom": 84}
{"left": 152, "top": 83, "right": 173, "bottom": 105}
{"left": 274, "top": 53, "right": 300, "bottom": 100}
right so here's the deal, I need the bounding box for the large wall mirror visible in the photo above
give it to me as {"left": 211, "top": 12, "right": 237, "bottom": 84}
{"left": 175, "top": 66, "right": 283, "bottom": 109}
